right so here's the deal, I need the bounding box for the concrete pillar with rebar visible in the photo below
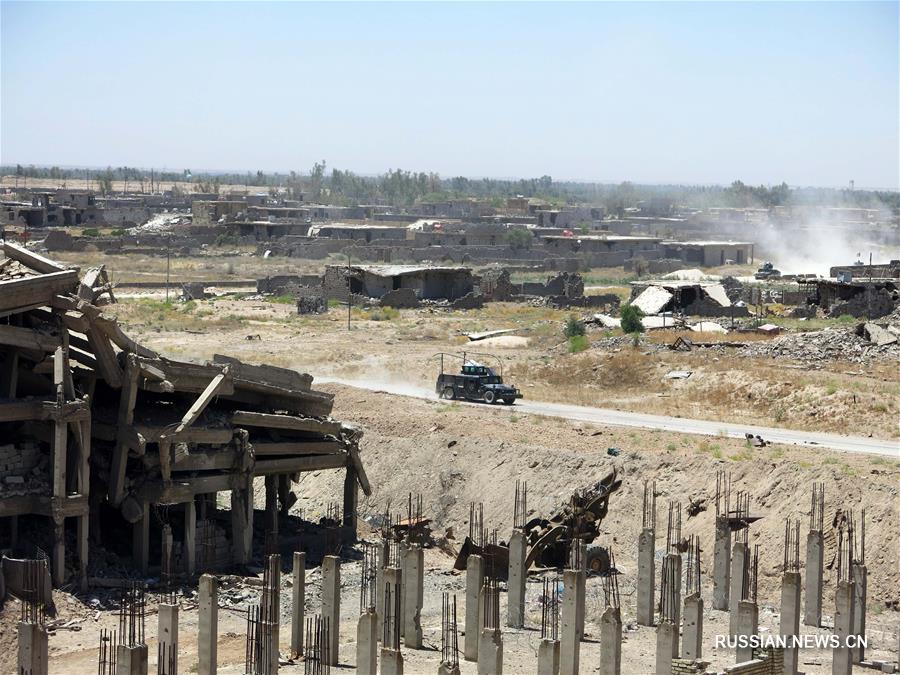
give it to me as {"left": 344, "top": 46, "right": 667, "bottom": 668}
{"left": 198, "top": 574, "right": 218, "bottom": 675}
{"left": 559, "top": 568, "right": 584, "bottom": 675}
{"left": 322, "top": 555, "right": 341, "bottom": 666}
{"left": 403, "top": 544, "right": 424, "bottom": 649}
{"left": 464, "top": 554, "right": 484, "bottom": 662}
{"left": 507, "top": 529, "right": 527, "bottom": 629}
{"left": 600, "top": 605, "right": 622, "bottom": 675}
{"left": 291, "top": 551, "right": 305, "bottom": 658}
{"left": 804, "top": 483, "right": 825, "bottom": 628}
{"left": 637, "top": 480, "right": 657, "bottom": 627}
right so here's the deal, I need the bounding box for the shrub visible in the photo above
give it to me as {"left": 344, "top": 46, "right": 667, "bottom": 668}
{"left": 620, "top": 303, "right": 645, "bottom": 333}
{"left": 564, "top": 315, "right": 586, "bottom": 339}
{"left": 506, "top": 228, "right": 534, "bottom": 250}
{"left": 109, "top": 228, "right": 127, "bottom": 236}
{"left": 568, "top": 334, "right": 589, "bottom": 353}
{"left": 82, "top": 227, "right": 100, "bottom": 237}
{"left": 369, "top": 306, "right": 399, "bottom": 321}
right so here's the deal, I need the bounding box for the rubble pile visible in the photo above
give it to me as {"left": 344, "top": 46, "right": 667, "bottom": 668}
{"left": 0, "top": 241, "right": 369, "bottom": 590}
{"left": 739, "top": 326, "right": 900, "bottom": 364}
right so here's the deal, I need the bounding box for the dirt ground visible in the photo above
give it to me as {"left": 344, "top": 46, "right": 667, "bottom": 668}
{"left": 108, "top": 294, "right": 900, "bottom": 440}
{"left": 2, "top": 384, "right": 898, "bottom": 673}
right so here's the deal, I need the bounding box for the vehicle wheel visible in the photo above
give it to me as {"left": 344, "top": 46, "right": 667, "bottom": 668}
{"left": 483, "top": 390, "right": 496, "bottom": 404}
{"left": 502, "top": 398, "right": 515, "bottom": 405}
{"left": 586, "top": 544, "right": 611, "bottom": 575}
{"left": 441, "top": 387, "right": 455, "bottom": 400}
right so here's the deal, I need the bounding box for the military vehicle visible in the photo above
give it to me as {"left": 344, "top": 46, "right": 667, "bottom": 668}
{"left": 434, "top": 352, "right": 522, "bottom": 405}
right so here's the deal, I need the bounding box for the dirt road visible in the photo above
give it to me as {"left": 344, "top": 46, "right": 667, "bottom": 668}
{"left": 321, "top": 377, "right": 900, "bottom": 456}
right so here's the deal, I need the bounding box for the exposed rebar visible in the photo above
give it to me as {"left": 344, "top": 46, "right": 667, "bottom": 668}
{"left": 603, "top": 549, "right": 621, "bottom": 609}
{"left": 783, "top": 518, "right": 802, "bottom": 572}
{"left": 441, "top": 593, "right": 460, "bottom": 667}
{"left": 97, "top": 628, "right": 118, "bottom": 675}
{"left": 541, "top": 573, "right": 561, "bottom": 641}
{"left": 810, "top": 483, "right": 825, "bottom": 533}
{"left": 118, "top": 581, "right": 146, "bottom": 648}
{"left": 359, "top": 542, "right": 378, "bottom": 614}
{"left": 481, "top": 577, "right": 500, "bottom": 632}
{"left": 685, "top": 535, "right": 701, "bottom": 596}
{"left": 514, "top": 480, "right": 528, "bottom": 531}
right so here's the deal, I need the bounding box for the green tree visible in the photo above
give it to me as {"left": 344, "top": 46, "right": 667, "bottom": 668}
{"left": 506, "top": 228, "right": 533, "bottom": 250}
{"left": 620, "top": 304, "right": 645, "bottom": 334}
{"left": 564, "top": 315, "right": 586, "bottom": 338}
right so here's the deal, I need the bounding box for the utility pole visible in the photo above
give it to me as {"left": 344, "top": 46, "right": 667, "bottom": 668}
{"left": 165, "top": 236, "right": 172, "bottom": 303}
{"left": 347, "top": 252, "right": 352, "bottom": 331}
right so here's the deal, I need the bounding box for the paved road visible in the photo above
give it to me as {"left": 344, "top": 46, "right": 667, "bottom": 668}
{"left": 322, "top": 378, "right": 900, "bottom": 457}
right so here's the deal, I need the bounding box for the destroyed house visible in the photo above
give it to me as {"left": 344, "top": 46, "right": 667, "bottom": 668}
{"left": 0, "top": 242, "right": 370, "bottom": 587}
{"left": 803, "top": 277, "right": 899, "bottom": 319}
{"left": 629, "top": 280, "right": 747, "bottom": 317}
{"left": 543, "top": 235, "right": 663, "bottom": 266}
{"left": 309, "top": 223, "right": 409, "bottom": 242}
{"left": 324, "top": 264, "right": 474, "bottom": 301}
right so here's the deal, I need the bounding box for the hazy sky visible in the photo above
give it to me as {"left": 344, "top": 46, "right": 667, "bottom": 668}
{"left": 2, "top": 1, "right": 898, "bottom": 188}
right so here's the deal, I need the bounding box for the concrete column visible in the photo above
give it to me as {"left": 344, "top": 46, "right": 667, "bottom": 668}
{"left": 116, "top": 644, "right": 149, "bottom": 675}
{"left": 380, "top": 648, "right": 404, "bottom": 675}
{"left": 291, "top": 551, "right": 306, "bottom": 658}
{"left": 713, "top": 517, "right": 731, "bottom": 611}
{"left": 343, "top": 465, "right": 358, "bottom": 543}
{"left": 383, "top": 566, "right": 402, "bottom": 643}
{"left": 17, "top": 623, "right": 48, "bottom": 675}
{"left": 682, "top": 592, "right": 703, "bottom": 660}
{"left": 507, "top": 530, "right": 526, "bottom": 628}
{"left": 230, "top": 483, "right": 252, "bottom": 566}
{"left": 52, "top": 520, "right": 65, "bottom": 586}
{"left": 264, "top": 475, "right": 278, "bottom": 553}
{"left": 376, "top": 538, "right": 389, "bottom": 641}
{"left": 322, "top": 555, "right": 341, "bottom": 666}
{"left": 599, "top": 606, "right": 622, "bottom": 675}
{"left": 184, "top": 499, "right": 196, "bottom": 576}
{"left": 538, "top": 638, "right": 560, "bottom": 675}
{"left": 158, "top": 603, "right": 179, "bottom": 671}
{"left": 833, "top": 580, "right": 855, "bottom": 675}
{"left": 735, "top": 600, "right": 759, "bottom": 664}
{"left": 728, "top": 541, "right": 748, "bottom": 635}
{"left": 403, "top": 545, "right": 424, "bottom": 649}
{"left": 851, "top": 564, "right": 867, "bottom": 665}
{"left": 636, "top": 527, "right": 655, "bottom": 626}
{"left": 266, "top": 556, "right": 280, "bottom": 675}
{"left": 77, "top": 514, "right": 89, "bottom": 592}
{"left": 780, "top": 571, "right": 801, "bottom": 675}
{"left": 439, "top": 663, "right": 462, "bottom": 675}
{"left": 198, "top": 574, "right": 218, "bottom": 675}
{"left": 804, "top": 530, "right": 824, "bottom": 627}
{"left": 399, "top": 543, "right": 409, "bottom": 638}
{"left": 654, "top": 621, "right": 675, "bottom": 675}
{"left": 559, "top": 569, "right": 584, "bottom": 675}
{"left": 132, "top": 504, "right": 149, "bottom": 577}
{"left": 666, "top": 552, "right": 682, "bottom": 650}
{"left": 464, "top": 554, "right": 484, "bottom": 662}
{"left": 357, "top": 610, "right": 378, "bottom": 675}
{"left": 477, "top": 628, "right": 503, "bottom": 675}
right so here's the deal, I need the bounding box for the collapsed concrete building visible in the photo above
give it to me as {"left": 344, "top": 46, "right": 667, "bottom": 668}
{"left": 801, "top": 277, "right": 899, "bottom": 319}
{"left": 0, "top": 242, "right": 369, "bottom": 588}
{"left": 323, "top": 264, "right": 475, "bottom": 302}
{"left": 629, "top": 280, "right": 749, "bottom": 317}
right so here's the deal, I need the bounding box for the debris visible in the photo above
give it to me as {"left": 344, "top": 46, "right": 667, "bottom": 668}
{"left": 606, "top": 447, "right": 621, "bottom": 457}
{"left": 464, "top": 329, "right": 517, "bottom": 341}
{"left": 689, "top": 322, "right": 728, "bottom": 334}
{"left": 664, "top": 370, "right": 693, "bottom": 380}
{"left": 859, "top": 322, "right": 898, "bottom": 347}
